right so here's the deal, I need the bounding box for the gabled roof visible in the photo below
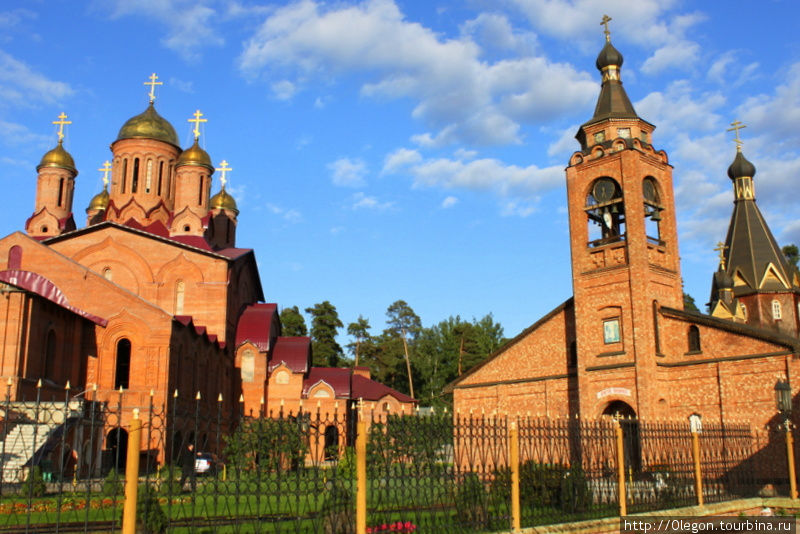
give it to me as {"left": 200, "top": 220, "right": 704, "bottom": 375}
{"left": 445, "top": 298, "right": 573, "bottom": 393}
{"left": 352, "top": 374, "right": 415, "bottom": 403}
{"left": 303, "top": 367, "right": 352, "bottom": 398}
{"left": 235, "top": 303, "right": 278, "bottom": 352}
{"left": 270, "top": 336, "right": 311, "bottom": 373}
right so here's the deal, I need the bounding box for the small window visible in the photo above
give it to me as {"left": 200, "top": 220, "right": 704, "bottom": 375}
{"left": 603, "top": 319, "right": 620, "bottom": 344}
{"left": 383, "top": 402, "right": 391, "bottom": 412}
{"left": 41, "top": 226, "right": 48, "bottom": 233}
{"left": 241, "top": 349, "right": 254, "bottom": 383}
{"left": 131, "top": 158, "right": 140, "bottom": 193}
{"left": 275, "top": 370, "right": 289, "bottom": 385}
{"left": 617, "top": 128, "right": 631, "bottom": 138}
{"left": 115, "top": 338, "right": 131, "bottom": 389}
{"left": 175, "top": 280, "right": 185, "bottom": 315}
{"left": 640, "top": 131, "right": 649, "bottom": 143}
{"left": 688, "top": 325, "right": 701, "bottom": 352}
{"left": 773, "top": 300, "right": 782, "bottom": 320}
{"left": 594, "top": 131, "right": 605, "bottom": 144}
{"left": 740, "top": 302, "right": 747, "bottom": 320}
{"left": 183, "top": 225, "right": 190, "bottom": 232}
{"left": 145, "top": 160, "right": 153, "bottom": 193}
{"left": 103, "top": 267, "right": 112, "bottom": 281}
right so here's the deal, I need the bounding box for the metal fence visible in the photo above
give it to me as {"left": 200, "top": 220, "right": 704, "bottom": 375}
{"left": 0, "top": 390, "right": 797, "bottom": 533}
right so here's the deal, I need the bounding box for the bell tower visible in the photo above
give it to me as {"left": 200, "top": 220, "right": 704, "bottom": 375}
{"left": 566, "top": 17, "right": 682, "bottom": 419}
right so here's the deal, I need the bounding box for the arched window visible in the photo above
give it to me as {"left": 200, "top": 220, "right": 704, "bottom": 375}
{"left": 586, "top": 177, "right": 625, "bottom": 247}
{"left": 145, "top": 159, "right": 153, "bottom": 193}
{"left": 642, "top": 177, "right": 663, "bottom": 244}
{"left": 175, "top": 280, "right": 185, "bottom": 315}
{"left": 241, "top": 349, "right": 255, "bottom": 383}
{"left": 103, "top": 267, "right": 112, "bottom": 281}
{"left": 688, "top": 325, "right": 701, "bottom": 353}
{"left": 275, "top": 370, "right": 289, "bottom": 384}
{"left": 198, "top": 175, "right": 204, "bottom": 206}
{"left": 44, "top": 330, "right": 57, "bottom": 381}
{"left": 121, "top": 159, "right": 128, "bottom": 193}
{"left": 157, "top": 161, "right": 164, "bottom": 196}
{"left": 131, "top": 158, "right": 140, "bottom": 193}
{"left": 115, "top": 338, "right": 131, "bottom": 389}
{"left": 773, "top": 300, "right": 782, "bottom": 320}
{"left": 8, "top": 245, "right": 22, "bottom": 270}
{"left": 57, "top": 178, "right": 64, "bottom": 207}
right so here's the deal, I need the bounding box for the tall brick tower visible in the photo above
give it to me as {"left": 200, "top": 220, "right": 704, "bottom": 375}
{"left": 26, "top": 113, "right": 78, "bottom": 238}
{"left": 565, "top": 19, "right": 682, "bottom": 419}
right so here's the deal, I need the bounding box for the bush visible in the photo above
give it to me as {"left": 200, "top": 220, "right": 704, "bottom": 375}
{"left": 224, "top": 417, "right": 310, "bottom": 474}
{"left": 24, "top": 466, "right": 47, "bottom": 497}
{"left": 136, "top": 485, "right": 167, "bottom": 534}
{"left": 322, "top": 481, "right": 354, "bottom": 534}
{"left": 101, "top": 469, "right": 123, "bottom": 497}
{"left": 455, "top": 472, "right": 488, "bottom": 528}
{"left": 489, "top": 462, "right": 592, "bottom": 514}
{"left": 155, "top": 464, "right": 182, "bottom": 496}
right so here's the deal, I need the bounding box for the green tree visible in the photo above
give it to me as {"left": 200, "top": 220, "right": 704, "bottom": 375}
{"left": 346, "top": 315, "right": 371, "bottom": 366}
{"left": 305, "top": 301, "right": 344, "bottom": 367}
{"left": 783, "top": 244, "right": 799, "bottom": 271}
{"left": 280, "top": 305, "right": 308, "bottom": 337}
{"left": 683, "top": 292, "right": 700, "bottom": 313}
{"left": 385, "top": 300, "right": 422, "bottom": 339}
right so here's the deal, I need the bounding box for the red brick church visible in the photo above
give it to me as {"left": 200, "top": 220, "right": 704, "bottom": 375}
{"left": 448, "top": 28, "right": 800, "bottom": 432}
{"left": 0, "top": 78, "right": 413, "bottom": 472}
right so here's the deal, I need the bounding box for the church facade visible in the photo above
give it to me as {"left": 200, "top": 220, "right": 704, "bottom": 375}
{"left": 448, "top": 30, "right": 800, "bottom": 434}
{"left": 0, "top": 80, "right": 413, "bottom": 471}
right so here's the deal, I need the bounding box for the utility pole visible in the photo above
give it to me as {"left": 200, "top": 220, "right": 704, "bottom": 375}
{"left": 401, "top": 328, "right": 414, "bottom": 399}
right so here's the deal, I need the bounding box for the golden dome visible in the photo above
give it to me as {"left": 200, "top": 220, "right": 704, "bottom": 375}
{"left": 37, "top": 140, "right": 77, "bottom": 174}
{"left": 177, "top": 140, "right": 213, "bottom": 169}
{"left": 116, "top": 103, "right": 179, "bottom": 147}
{"left": 209, "top": 187, "right": 238, "bottom": 214}
{"left": 86, "top": 186, "right": 109, "bottom": 212}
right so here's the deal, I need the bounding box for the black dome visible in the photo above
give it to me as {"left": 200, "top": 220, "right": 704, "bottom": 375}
{"left": 727, "top": 150, "right": 756, "bottom": 180}
{"left": 596, "top": 41, "right": 623, "bottom": 70}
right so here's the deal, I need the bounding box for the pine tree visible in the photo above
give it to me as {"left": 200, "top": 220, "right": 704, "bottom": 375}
{"left": 305, "top": 301, "right": 344, "bottom": 367}
{"left": 280, "top": 306, "right": 308, "bottom": 337}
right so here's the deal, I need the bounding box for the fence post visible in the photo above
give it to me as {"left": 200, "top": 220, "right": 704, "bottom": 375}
{"left": 691, "top": 430, "right": 704, "bottom": 506}
{"left": 121, "top": 409, "right": 142, "bottom": 534}
{"left": 509, "top": 419, "right": 521, "bottom": 532}
{"left": 785, "top": 420, "right": 798, "bottom": 500}
{"left": 356, "top": 410, "right": 367, "bottom": 534}
{"left": 615, "top": 420, "right": 627, "bottom": 517}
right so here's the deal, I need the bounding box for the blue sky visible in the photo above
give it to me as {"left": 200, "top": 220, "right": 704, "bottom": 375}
{"left": 2, "top": 0, "right": 800, "bottom": 346}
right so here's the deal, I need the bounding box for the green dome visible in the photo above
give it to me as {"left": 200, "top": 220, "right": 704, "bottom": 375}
{"left": 116, "top": 103, "right": 179, "bottom": 147}
{"left": 37, "top": 140, "right": 77, "bottom": 174}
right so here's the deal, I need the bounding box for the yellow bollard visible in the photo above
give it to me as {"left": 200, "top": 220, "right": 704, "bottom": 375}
{"left": 691, "top": 431, "right": 704, "bottom": 506}
{"left": 356, "top": 418, "right": 367, "bottom": 534}
{"left": 509, "top": 420, "right": 521, "bottom": 532}
{"left": 785, "top": 421, "right": 798, "bottom": 500}
{"left": 121, "top": 409, "right": 142, "bottom": 534}
{"left": 615, "top": 421, "right": 627, "bottom": 517}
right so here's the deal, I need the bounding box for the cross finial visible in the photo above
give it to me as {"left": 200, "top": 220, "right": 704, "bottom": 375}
{"left": 188, "top": 110, "right": 207, "bottom": 141}
{"left": 217, "top": 160, "right": 232, "bottom": 188}
{"left": 144, "top": 73, "right": 163, "bottom": 103}
{"left": 600, "top": 14, "right": 613, "bottom": 42}
{"left": 727, "top": 120, "right": 747, "bottom": 151}
{"left": 52, "top": 112, "right": 71, "bottom": 142}
{"left": 98, "top": 161, "right": 112, "bottom": 187}
{"left": 714, "top": 241, "right": 729, "bottom": 270}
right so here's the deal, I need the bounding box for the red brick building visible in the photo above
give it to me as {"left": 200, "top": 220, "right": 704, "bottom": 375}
{"left": 448, "top": 32, "right": 800, "bottom": 433}
{"left": 0, "top": 82, "right": 413, "bottom": 472}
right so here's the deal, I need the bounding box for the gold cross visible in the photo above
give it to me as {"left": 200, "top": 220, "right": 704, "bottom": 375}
{"left": 714, "top": 241, "right": 728, "bottom": 269}
{"left": 98, "top": 161, "right": 112, "bottom": 187}
{"left": 144, "top": 73, "right": 162, "bottom": 103}
{"left": 600, "top": 14, "right": 612, "bottom": 42}
{"left": 188, "top": 109, "right": 207, "bottom": 140}
{"left": 217, "top": 160, "right": 232, "bottom": 187}
{"left": 727, "top": 120, "right": 746, "bottom": 151}
{"left": 52, "top": 112, "right": 71, "bottom": 141}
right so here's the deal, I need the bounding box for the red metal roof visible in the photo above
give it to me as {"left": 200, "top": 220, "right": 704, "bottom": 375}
{"left": 302, "top": 367, "right": 352, "bottom": 398}
{"left": 0, "top": 270, "right": 107, "bottom": 326}
{"left": 269, "top": 336, "right": 311, "bottom": 373}
{"left": 352, "top": 374, "right": 415, "bottom": 403}
{"left": 235, "top": 303, "right": 278, "bottom": 352}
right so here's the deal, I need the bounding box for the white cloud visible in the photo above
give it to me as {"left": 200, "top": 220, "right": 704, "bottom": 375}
{"left": 352, "top": 192, "right": 393, "bottom": 211}
{"left": 238, "top": 0, "right": 596, "bottom": 146}
{"left": 0, "top": 119, "right": 50, "bottom": 146}
{"left": 100, "top": 0, "right": 222, "bottom": 61}
{"left": 168, "top": 77, "right": 194, "bottom": 93}
{"left": 0, "top": 50, "right": 73, "bottom": 106}
{"left": 271, "top": 79, "right": 296, "bottom": 100}
{"left": 382, "top": 148, "right": 422, "bottom": 174}
{"left": 266, "top": 203, "right": 303, "bottom": 223}
{"left": 383, "top": 147, "right": 563, "bottom": 198}
{"left": 441, "top": 196, "right": 458, "bottom": 208}
{"left": 328, "top": 157, "right": 368, "bottom": 187}
{"left": 641, "top": 40, "right": 700, "bottom": 75}
{"left": 501, "top": 200, "right": 536, "bottom": 218}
